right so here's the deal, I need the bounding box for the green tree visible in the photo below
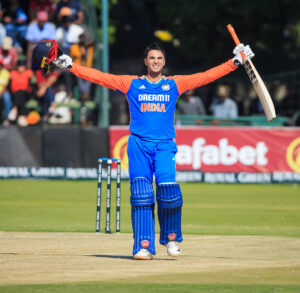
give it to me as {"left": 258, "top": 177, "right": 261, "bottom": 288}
{"left": 156, "top": 0, "right": 300, "bottom": 71}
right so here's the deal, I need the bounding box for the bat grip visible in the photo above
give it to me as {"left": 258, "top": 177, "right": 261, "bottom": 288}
{"left": 227, "top": 24, "right": 246, "bottom": 59}
{"left": 227, "top": 24, "right": 240, "bottom": 45}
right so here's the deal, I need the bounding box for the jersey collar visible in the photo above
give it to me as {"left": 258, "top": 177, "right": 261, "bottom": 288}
{"left": 145, "top": 76, "right": 164, "bottom": 84}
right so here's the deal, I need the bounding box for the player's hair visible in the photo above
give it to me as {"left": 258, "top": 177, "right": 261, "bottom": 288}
{"left": 144, "top": 42, "right": 166, "bottom": 59}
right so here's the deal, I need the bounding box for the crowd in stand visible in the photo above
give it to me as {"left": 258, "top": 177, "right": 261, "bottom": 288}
{"left": 1, "top": 1, "right": 293, "bottom": 128}
{"left": 0, "top": 0, "right": 95, "bottom": 127}
{"left": 176, "top": 85, "right": 244, "bottom": 125}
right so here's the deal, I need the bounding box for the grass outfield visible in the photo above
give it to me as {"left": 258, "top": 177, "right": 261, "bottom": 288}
{"left": 0, "top": 180, "right": 299, "bottom": 236}
{"left": 0, "top": 180, "right": 299, "bottom": 293}
{"left": 2, "top": 284, "right": 300, "bottom": 293}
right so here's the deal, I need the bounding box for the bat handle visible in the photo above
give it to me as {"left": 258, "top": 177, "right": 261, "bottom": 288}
{"left": 227, "top": 24, "right": 240, "bottom": 45}
{"left": 227, "top": 24, "right": 246, "bottom": 59}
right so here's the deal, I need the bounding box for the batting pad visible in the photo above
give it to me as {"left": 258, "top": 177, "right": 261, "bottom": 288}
{"left": 130, "top": 178, "right": 155, "bottom": 255}
{"left": 156, "top": 183, "right": 183, "bottom": 245}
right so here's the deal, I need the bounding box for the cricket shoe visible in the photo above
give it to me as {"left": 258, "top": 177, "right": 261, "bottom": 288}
{"left": 166, "top": 241, "right": 181, "bottom": 257}
{"left": 133, "top": 249, "right": 153, "bottom": 260}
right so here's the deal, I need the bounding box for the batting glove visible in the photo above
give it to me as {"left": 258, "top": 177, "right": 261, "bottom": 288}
{"left": 233, "top": 44, "right": 254, "bottom": 66}
{"left": 52, "top": 54, "right": 73, "bottom": 70}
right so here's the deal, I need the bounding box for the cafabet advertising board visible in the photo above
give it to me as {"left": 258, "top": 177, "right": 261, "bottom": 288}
{"left": 109, "top": 126, "right": 300, "bottom": 183}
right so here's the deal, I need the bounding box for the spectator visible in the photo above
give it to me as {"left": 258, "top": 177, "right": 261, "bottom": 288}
{"left": 209, "top": 84, "right": 238, "bottom": 119}
{"left": 8, "top": 59, "right": 33, "bottom": 126}
{"left": 56, "top": 10, "right": 84, "bottom": 96}
{"left": 2, "top": 8, "right": 28, "bottom": 51}
{"left": 25, "top": 10, "right": 56, "bottom": 68}
{"left": 177, "top": 89, "right": 206, "bottom": 115}
{"left": 69, "top": 32, "right": 94, "bottom": 101}
{"left": 0, "top": 36, "right": 18, "bottom": 70}
{"left": 56, "top": 0, "right": 84, "bottom": 25}
{"left": 48, "top": 84, "right": 72, "bottom": 125}
{"left": 249, "top": 98, "right": 265, "bottom": 116}
{"left": 15, "top": 10, "right": 28, "bottom": 52}
{"left": 0, "top": 58, "right": 12, "bottom": 125}
{"left": 56, "top": 9, "right": 84, "bottom": 54}
{"left": 2, "top": 13, "right": 17, "bottom": 44}
{"left": 29, "top": 0, "right": 56, "bottom": 22}
{"left": 34, "top": 69, "right": 58, "bottom": 120}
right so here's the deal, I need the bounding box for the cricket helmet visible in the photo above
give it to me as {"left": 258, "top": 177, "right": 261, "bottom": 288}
{"left": 32, "top": 40, "right": 62, "bottom": 72}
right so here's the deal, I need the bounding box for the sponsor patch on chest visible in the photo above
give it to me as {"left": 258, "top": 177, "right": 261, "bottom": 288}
{"left": 138, "top": 94, "right": 170, "bottom": 102}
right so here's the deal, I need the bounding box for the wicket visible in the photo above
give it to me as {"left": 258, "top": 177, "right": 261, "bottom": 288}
{"left": 96, "top": 158, "right": 121, "bottom": 234}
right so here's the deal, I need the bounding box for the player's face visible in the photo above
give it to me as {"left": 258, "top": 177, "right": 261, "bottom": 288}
{"left": 144, "top": 50, "right": 165, "bottom": 74}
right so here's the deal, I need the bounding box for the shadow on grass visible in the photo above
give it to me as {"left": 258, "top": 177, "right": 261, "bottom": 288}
{"left": 87, "top": 254, "right": 176, "bottom": 261}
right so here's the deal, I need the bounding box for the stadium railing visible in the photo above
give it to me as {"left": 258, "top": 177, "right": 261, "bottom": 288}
{"left": 175, "top": 114, "right": 290, "bottom": 126}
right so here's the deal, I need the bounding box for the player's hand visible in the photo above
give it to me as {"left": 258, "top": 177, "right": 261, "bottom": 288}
{"left": 233, "top": 44, "right": 254, "bottom": 66}
{"left": 52, "top": 54, "right": 73, "bottom": 70}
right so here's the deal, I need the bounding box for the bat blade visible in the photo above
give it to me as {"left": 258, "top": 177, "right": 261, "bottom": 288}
{"left": 243, "top": 58, "right": 276, "bottom": 121}
{"left": 227, "top": 24, "right": 276, "bottom": 122}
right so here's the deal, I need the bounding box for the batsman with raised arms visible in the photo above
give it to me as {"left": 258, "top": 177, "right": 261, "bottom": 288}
{"left": 33, "top": 40, "right": 254, "bottom": 260}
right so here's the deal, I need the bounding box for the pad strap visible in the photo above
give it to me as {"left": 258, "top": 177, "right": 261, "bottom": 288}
{"left": 130, "top": 177, "right": 155, "bottom": 207}
{"left": 156, "top": 183, "right": 183, "bottom": 208}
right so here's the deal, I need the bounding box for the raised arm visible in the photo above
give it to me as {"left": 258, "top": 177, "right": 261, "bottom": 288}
{"left": 171, "top": 59, "right": 237, "bottom": 96}
{"left": 70, "top": 63, "right": 136, "bottom": 94}
{"left": 172, "top": 44, "right": 255, "bottom": 96}
{"left": 32, "top": 40, "right": 137, "bottom": 94}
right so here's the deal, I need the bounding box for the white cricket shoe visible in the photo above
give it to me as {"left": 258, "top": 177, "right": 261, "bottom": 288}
{"left": 166, "top": 241, "right": 181, "bottom": 257}
{"left": 133, "top": 249, "right": 153, "bottom": 260}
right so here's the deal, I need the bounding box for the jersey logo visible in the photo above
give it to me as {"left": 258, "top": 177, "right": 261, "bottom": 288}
{"left": 162, "top": 83, "right": 170, "bottom": 91}
{"left": 138, "top": 94, "right": 170, "bottom": 102}
{"left": 139, "top": 85, "right": 146, "bottom": 89}
{"left": 168, "top": 234, "right": 176, "bottom": 241}
{"left": 141, "top": 240, "right": 149, "bottom": 248}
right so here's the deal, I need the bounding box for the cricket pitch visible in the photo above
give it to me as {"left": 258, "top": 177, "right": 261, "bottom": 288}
{"left": 0, "top": 232, "right": 299, "bottom": 286}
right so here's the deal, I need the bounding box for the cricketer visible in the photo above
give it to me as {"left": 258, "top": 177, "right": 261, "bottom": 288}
{"left": 33, "top": 40, "right": 254, "bottom": 260}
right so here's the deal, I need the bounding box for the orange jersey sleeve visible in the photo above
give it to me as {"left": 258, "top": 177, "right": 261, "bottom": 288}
{"left": 170, "top": 59, "right": 237, "bottom": 96}
{"left": 70, "top": 63, "right": 138, "bottom": 94}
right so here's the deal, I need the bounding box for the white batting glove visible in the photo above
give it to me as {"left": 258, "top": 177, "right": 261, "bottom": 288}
{"left": 233, "top": 43, "right": 255, "bottom": 66}
{"left": 52, "top": 54, "right": 73, "bottom": 70}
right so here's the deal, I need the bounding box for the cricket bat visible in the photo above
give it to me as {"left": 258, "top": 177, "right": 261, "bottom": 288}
{"left": 227, "top": 24, "right": 276, "bottom": 121}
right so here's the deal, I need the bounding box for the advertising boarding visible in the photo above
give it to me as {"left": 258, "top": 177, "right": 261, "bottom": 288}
{"left": 109, "top": 126, "right": 300, "bottom": 183}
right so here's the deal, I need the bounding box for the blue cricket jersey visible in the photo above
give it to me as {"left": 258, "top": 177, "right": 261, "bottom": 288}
{"left": 125, "top": 77, "right": 178, "bottom": 139}
{"left": 70, "top": 60, "right": 237, "bottom": 140}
